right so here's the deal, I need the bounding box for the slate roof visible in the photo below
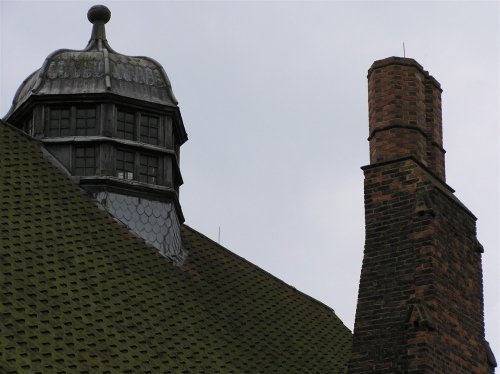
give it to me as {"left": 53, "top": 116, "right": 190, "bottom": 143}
{"left": 0, "top": 120, "right": 352, "bottom": 372}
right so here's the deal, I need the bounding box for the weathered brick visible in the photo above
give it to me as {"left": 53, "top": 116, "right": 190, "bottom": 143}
{"left": 348, "top": 57, "right": 494, "bottom": 373}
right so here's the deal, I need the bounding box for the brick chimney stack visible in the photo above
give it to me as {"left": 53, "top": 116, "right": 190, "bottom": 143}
{"left": 368, "top": 57, "right": 445, "bottom": 180}
{"left": 348, "top": 57, "right": 496, "bottom": 373}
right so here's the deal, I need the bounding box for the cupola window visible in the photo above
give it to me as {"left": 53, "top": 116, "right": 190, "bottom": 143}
{"left": 116, "top": 149, "right": 135, "bottom": 180}
{"left": 140, "top": 114, "right": 159, "bottom": 145}
{"left": 48, "top": 108, "right": 71, "bottom": 137}
{"left": 19, "top": 114, "right": 33, "bottom": 136}
{"left": 76, "top": 107, "right": 97, "bottom": 136}
{"left": 46, "top": 106, "right": 97, "bottom": 137}
{"left": 74, "top": 146, "right": 96, "bottom": 176}
{"left": 116, "top": 108, "right": 162, "bottom": 146}
{"left": 117, "top": 110, "right": 135, "bottom": 140}
{"left": 139, "top": 154, "right": 159, "bottom": 184}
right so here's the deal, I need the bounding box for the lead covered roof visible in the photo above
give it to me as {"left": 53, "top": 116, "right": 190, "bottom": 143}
{"left": 5, "top": 5, "right": 178, "bottom": 119}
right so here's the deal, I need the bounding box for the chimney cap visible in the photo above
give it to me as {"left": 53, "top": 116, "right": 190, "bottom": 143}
{"left": 367, "top": 56, "right": 442, "bottom": 91}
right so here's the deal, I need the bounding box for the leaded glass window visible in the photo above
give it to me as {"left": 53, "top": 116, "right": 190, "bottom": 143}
{"left": 117, "top": 110, "right": 135, "bottom": 140}
{"left": 76, "top": 107, "right": 97, "bottom": 136}
{"left": 48, "top": 108, "right": 70, "bottom": 137}
{"left": 116, "top": 149, "right": 135, "bottom": 180}
{"left": 139, "top": 154, "right": 158, "bottom": 184}
{"left": 140, "top": 114, "right": 159, "bottom": 145}
{"left": 74, "top": 146, "right": 96, "bottom": 176}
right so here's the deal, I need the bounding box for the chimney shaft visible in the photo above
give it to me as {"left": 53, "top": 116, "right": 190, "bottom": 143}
{"left": 348, "top": 57, "right": 494, "bottom": 373}
{"left": 367, "top": 57, "right": 446, "bottom": 180}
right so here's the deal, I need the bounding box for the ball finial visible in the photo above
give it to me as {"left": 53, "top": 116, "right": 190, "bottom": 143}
{"left": 87, "top": 5, "right": 111, "bottom": 24}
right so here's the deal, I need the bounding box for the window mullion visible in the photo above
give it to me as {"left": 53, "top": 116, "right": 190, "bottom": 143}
{"left": 135, "top": 150, "right": 140, "bottom": 182}
{"left": 70, "top": 106, "right": 76, "bottom": 136}
{"left": 135, "top": 111, "right": 140, "bottom": 142}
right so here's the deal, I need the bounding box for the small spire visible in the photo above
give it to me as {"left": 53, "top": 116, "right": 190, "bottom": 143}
{"left": 87, "top": 5, "right": 111, "bottom": 43}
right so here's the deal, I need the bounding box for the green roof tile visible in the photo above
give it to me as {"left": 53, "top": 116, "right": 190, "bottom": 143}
{"left": 0, "top": 120, "right": 352, "bottom": 372}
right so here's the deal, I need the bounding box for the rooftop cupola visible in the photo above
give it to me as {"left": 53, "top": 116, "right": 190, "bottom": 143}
{"left": 3, "top": 5, "right": 188, "bottom": 264}
{"left": 4, "top": 5, "right": 181, "bottom": 118}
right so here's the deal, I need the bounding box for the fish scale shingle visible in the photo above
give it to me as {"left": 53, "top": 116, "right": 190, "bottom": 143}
{"left": 0, "top": 120, "right": 352, "bottom": 373}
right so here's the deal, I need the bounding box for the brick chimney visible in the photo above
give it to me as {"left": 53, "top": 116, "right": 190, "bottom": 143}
{"left": 367, "top": 57, "right": 445, "bottom": 180}
{"left": 347, "top": 57, "right": 496, "bottom": 373}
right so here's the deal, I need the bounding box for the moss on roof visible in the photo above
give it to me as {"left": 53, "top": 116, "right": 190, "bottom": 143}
{"left": 0, "top": 120, "right": 352, "bottom": 373}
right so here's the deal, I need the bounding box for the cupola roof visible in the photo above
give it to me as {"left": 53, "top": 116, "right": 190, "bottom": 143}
{"left": 5, "top": 5, "right": 178, "bottom": 119}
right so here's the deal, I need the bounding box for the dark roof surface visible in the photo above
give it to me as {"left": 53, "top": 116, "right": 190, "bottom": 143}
{"left": 5, "top": 6, "right": 177, "bottom": 120}
{"left": 0, "top": 120, "right": 352, "bottom": 373}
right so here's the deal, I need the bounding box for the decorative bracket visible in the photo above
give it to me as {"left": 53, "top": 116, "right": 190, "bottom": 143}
{"left": 406, "top": 299, "right": 436, "bottom": 331}
{"left": 414, "top": 189, "right": 436, "bottom": 218}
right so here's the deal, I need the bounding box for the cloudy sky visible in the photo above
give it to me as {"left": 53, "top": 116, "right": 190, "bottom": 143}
{"left": 1, "top": 0, "right": 498, "bottom": 356}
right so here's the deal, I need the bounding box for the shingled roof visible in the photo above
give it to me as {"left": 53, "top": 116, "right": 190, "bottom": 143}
{"left": 0, "top": 120, "right": 352, "bottom": 372}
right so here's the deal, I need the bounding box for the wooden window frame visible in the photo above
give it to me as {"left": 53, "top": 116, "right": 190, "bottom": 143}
{"left": 46, "top": 105, "right": 98, "bottom": 137}
{"left": 139, "top": 153, "right": 159, "bottom": 184}
{"left": 116, "top": 148, "right": 135, "bottom": 180}
{"left": 74, "top": 145, "right": 97, "bottom": 176}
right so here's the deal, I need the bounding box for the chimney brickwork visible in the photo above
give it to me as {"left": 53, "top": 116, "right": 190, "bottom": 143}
{"left": 367, "top": 57, "right": 446, "bottom": 181}
{"left": 348, "top": 57, "right": 495, "bottom": 373}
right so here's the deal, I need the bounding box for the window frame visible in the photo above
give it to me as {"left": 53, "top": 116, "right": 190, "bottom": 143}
{"left": 139, "top": 153, "right": 159, "bottom": 184}
{"left": 116, "top": 108, "right": 136, "bottom": 141}
{"left": 115, "top": 107, "right": 163, "bottom": 146}
{"left": 74, "top": 145, "right": 97, "bottom": 176}
{"left": 47, "top": 107, "right": 71, "bottom": 137}
{"left": 114, "top": 148, "right": 162, "bottom": 185}
{"left": 140, "top": 114, "right": 160, "bottom": 145}
{"left": 45, "top": 105, "right": 99, "bottom": 137}
{"left": 75, "top": 107, "right": 98, "bottom": 136}
{"left": 116, "top": 148, "right": 136, "bottom": 181}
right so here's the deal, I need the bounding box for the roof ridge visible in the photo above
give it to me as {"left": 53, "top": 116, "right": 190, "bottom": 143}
{"left": 182, "top": 223, "right": 349, "bottom": 324}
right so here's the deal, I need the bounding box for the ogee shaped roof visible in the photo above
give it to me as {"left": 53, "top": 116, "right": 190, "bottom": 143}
{"left": 5, "top": 5, "right": 178, "bottom": 119}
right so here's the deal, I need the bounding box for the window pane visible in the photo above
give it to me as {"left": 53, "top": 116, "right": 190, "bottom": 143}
{"left": 139, "top": 154, "right": 159, "bottom": 184}
{"left": 117, "top": 109, "right": 135, "bottom": 140}
{"left": 125, "top": 152, "right": 134, "bottom": 163}
{"left": 140, "top": 114, "right": 159, "bottom": 145}
{"left": 48, "top": 108, "right": 71, "bottom": 137}
{"left": 116, "top": 149, "right": 135, "bottom": 180}
{"left": 76, "top": 107, "right": 97, "bottom": 136}
{"left": 74, "top": 146, "right": 96, "bottom": 176}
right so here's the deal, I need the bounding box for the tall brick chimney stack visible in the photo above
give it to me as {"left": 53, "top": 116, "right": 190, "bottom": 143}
{"left": 348, "top": 57, "right": 496, "bottom": 373}
{"left": 367, "top": 57, "right": 446, "bottom": 180}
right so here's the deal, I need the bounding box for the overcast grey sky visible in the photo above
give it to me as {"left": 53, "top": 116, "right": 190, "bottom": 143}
{"left": 1, "top": 0, "right": 499, "bottom": 357}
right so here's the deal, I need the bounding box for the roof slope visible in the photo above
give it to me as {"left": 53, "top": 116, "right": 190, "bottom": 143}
{"left": 0, "top": 121, "right": 352, "bottom": 373}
